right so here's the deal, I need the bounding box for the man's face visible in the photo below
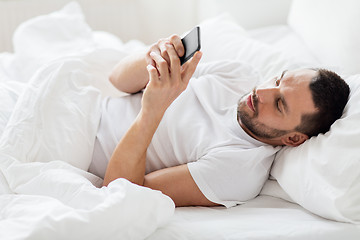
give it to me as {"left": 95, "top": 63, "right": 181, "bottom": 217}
{"left": 237, "top": 69, "right": 318, "bottom": 143}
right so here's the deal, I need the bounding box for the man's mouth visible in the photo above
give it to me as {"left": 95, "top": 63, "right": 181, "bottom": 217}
{"left": 247, "top": 94, "right": 255, "bottom": 112}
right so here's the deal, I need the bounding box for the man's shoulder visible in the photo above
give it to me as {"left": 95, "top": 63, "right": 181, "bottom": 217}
{"left": 204, "top": 142, "right": 281, "bottom": 161}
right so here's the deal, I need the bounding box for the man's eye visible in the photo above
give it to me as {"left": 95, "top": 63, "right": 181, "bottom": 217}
{"left": 277, "top": 99, "right": 282, "bottom": 112}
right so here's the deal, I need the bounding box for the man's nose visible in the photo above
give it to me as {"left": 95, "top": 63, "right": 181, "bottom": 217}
{"left": 255, "top": 87, "right": 278, "bottom": 103}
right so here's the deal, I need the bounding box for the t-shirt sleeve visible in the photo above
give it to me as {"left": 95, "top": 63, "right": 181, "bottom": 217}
{"left": 187, "top": 147, "right": 275, "bottom": 208}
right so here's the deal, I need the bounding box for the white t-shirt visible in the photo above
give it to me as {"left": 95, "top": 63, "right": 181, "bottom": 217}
{"left": 89, "top": 61, "right": 280, "bottom": 207}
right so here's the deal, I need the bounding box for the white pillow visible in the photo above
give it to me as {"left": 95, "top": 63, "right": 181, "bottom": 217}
{"left": 288, "top": 0, "right": 360, "bottom": 75}
{"left": 13, "top": 1, "right": 94, "bottom": 58}
{"left": 272, "top": 75, "right": 360, "bottom": 223}
{"left": 10, "top": 2, "right": 95, "bottom": 83}
{"left": 199, "top": 14, "right": 312, "bottom": 81}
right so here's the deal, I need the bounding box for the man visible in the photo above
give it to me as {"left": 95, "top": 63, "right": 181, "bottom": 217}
{"left": 88, "top": 34, "right": 349, "bottom": 207}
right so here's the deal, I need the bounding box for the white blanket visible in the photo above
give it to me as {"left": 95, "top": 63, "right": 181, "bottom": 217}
{"left": 0, "top": 3, "right": 174, "bottom": 240}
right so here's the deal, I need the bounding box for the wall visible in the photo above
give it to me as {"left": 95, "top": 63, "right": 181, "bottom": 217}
{"left": 0, "top": 0, "right": 292, "bottom": 52}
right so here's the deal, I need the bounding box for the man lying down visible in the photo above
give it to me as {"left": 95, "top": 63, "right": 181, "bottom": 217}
{"left": 88, "top": 34, "right": 350, "bottom": 207}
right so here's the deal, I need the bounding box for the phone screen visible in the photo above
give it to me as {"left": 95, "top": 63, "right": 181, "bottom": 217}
{"left": 180, "top": 26, "right": 201, "bottom": 65}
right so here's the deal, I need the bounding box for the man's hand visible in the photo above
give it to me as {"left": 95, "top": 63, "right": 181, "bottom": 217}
{"left": 146, "top": 34, "right": 184, "bottom": 67}
{"left": 142, "top": 43, "right": 202, "bottom": 120}
{"left": 109, "top": 34, "right": 200, "bottom": 94}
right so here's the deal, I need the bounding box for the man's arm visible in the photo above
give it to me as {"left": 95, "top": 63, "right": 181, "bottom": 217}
{"left": 103, "top": 39, "right": 201, "bottom": 187}
{"left": 144, "top": 164, "right": 219, "bottom": 207}
{"left": 109, "top": 52, "right": 149, "bottom": 93}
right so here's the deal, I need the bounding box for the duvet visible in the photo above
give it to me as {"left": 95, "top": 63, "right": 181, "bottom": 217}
{"left": 0, "top": 3, "right": 174, "bottom": 240}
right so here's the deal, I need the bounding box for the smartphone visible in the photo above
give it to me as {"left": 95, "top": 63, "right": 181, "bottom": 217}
{"left": 180, "top": 26, "right": 201, "bottom": 65}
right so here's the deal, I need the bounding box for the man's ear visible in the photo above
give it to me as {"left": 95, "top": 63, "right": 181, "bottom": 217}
{"left": 281, "top": 132, "right": 309, "bottom": 147}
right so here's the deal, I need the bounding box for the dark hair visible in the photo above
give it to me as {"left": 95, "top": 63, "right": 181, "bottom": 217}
{"left": 295, "top": 69, "right": 350, "bottom": 137}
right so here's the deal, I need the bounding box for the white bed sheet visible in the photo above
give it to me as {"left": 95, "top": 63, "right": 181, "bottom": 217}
{"left": 147, "top": 195, "right": 360, "bottom": 240}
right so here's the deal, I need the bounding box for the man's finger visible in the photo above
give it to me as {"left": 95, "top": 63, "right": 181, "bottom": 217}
{"left": 181, "top": 51, "right": 202, "bottom": 84}
{"left": 147, "top": 64, "right": 159, "bottom": 83}
{"left": 159, "top": 43, "right": 171, "bottom": 64}
{"left": 165, "top": 43, "right": 181, "bottom": 78}
{"left": 146, "top": 46, "right": 160, "bottom": 67}
{"left": 170, "top": 34, "right": 185, "bottom": 57}
{"left": 150, "top": 52, "right": 170, "bottom": 80}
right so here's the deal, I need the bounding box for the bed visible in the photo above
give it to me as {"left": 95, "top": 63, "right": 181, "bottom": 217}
{"left": 0, "top": 1, "right": 359, "bottom": 239}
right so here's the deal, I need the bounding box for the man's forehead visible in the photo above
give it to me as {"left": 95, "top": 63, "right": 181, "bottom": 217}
{"left": 282, "top": 69, "right": 317, "bottom": 115}
{"left": 283, "top": 68, "right": 317, "bottom": 81}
